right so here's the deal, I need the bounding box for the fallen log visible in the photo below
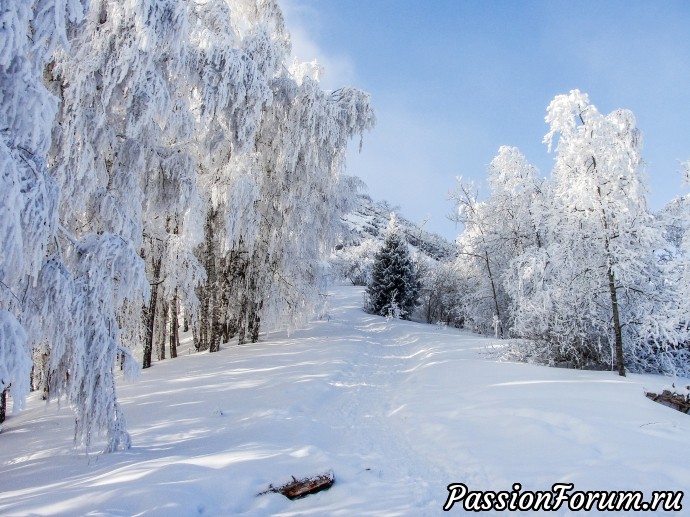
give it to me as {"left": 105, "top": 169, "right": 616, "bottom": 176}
{"left": 259, "top": 470, "right": 335, "bottom": 500}
{"left": 645, "top": 389, "right": 690, "bottom": 415}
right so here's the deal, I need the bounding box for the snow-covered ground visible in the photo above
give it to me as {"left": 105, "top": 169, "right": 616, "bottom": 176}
{"left": 1, "top": 285, "right": 689, "bottom": 516}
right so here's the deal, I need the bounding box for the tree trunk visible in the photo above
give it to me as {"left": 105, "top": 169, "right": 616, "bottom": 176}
{"left": 237, "top": 318, "right": 246, "bottom": 345}
{"left": 193, "top": 324, "right": 200, "bottom": 352}
{"left": 608, "top": 268, "right": 625, "bottom": 376}
{"left": 238, "top": 258, "right": 263, "bottom": 345}
{"left": 209, "top": 286, "right": 220, "bottom": 352}
{"left": 40, "top": 351, "right": 50, "bottom": 400}
{"left": 169, "top": 289, "right": 179, "bottom": 358}
{"left": 143, "top": 254, "right": 162, "bottom": 369}
{"left": 198, "top": 282, "right": 209, "bottom": 351}
{"left": 217, "top": 254, "right": 232, "bottom": 345}
{"left": 205, "top": 210, "right": 221, "bottom": 353}
{"left": 156, "top": 298, "right": 168, "bottom": 361}
{"left": 595, "top": 178, "right": 626, "bottom": 377}
{"left": 250, "top": 299, "right": 262, "bottom": 343}
{"left": 0, "top": 387, "right": 8, "bottom": 424}
{"left": 484, "top": 250, "right": 503, "bottom": 338}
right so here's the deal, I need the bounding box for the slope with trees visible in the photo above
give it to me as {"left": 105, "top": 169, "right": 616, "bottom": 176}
{"left": 0, "top": 0, "right": 373, "bottom": 451}
{"left": 333, "top": 195, "right": 456, "bottom": 323}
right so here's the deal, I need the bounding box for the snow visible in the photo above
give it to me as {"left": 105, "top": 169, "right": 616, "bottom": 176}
{"left": 1, "top": 284, "right": 689, "bottom": 516}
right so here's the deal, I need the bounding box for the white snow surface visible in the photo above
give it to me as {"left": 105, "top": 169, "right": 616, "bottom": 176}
{"left": 1, "top": 285, "right": 689, "bottom": 516}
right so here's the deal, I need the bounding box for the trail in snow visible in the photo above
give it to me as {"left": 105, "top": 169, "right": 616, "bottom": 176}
{"left": 1, "top": 285, "right": 689, "bottom": 516}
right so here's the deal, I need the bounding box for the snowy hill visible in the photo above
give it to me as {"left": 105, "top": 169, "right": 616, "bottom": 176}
{"left": 341, "top": 194, "right": 456, "bottom": 261}
{"left": 1, "top": 285, "right": 689, "bottom": 516}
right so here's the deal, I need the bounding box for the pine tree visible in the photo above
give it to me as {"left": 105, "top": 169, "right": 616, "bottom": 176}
{"left": 365, "top": 214, "right": 419, "bottom": 319}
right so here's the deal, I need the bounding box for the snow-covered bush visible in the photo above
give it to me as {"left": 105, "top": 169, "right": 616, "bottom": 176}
{"left": 415, "top": 257, "right": 464, "bottom": 327}
{"left": 332, "top": 238, "right": 380, "bottom": 286}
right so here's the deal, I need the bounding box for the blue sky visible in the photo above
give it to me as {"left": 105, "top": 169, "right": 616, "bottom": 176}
{"left": 282, "top": 1, "right": 690, "bottom": 240}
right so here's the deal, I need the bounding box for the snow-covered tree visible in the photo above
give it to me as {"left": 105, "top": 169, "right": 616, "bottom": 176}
{"left": 450, "top": 147, "right": 544, "bottom": 336}
{"left": 416, "top": 257, "right": 464, "bottom": 326}
{"left": 220, "top": 70, "right": 374, "bottom": 344}
{"left": 506, "top": 90, "right": 688, "bottom": 375}
{"left": 450, "top": 181, "right": 505, "bottom": 334}
{"left": 653, "top": 194, "right": 690, "bottom": 373}
{"left": 445, "top": 93, "right": 689, "bottom": 376}
{"left": 1, "top": 0, "right": 374, "bottom": 451}
{"left": 365, "top": 214, "right": 419, "bottom": 319}
{"left": 658, "top": 195, "right": 689, "bottom": 259}
{"left": 48, "top": 0, "right": 212, "bottom": 370}
{"left": 1, "top": 0, "right": 88, "bottom": 415}
{"left": 189, "top": 0, "right": 292, "bottom": 350}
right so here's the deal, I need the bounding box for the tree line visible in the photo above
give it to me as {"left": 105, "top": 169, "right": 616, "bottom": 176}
{"left": 448, "top": 91, "right": 689, "bottom": 376}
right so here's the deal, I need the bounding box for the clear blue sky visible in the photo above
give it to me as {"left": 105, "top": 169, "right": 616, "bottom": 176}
{"left": 282, "top": 1, "right": 690, "bottom": 240}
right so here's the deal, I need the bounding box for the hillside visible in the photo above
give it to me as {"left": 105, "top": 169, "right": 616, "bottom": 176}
{"left": 1, "top": 285, "right": 689, "bottom": 516}
{"left": 340, "top": 194, "right": 456, "bottom": 262}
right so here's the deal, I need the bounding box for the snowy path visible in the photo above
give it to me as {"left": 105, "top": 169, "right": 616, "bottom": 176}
{"left": 1, "top": 285, "right": 690, "bottom": 516}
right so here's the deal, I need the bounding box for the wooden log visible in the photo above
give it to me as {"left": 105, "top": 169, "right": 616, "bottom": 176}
{"left": 259, "top": 470, "right": 335, "bottom": 500}
{"left": 646, "top": 390, "right": 690, "bottom": 414}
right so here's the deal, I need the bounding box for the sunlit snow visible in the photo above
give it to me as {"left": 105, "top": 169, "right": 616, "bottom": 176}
{"left": 1, "top": 285, "right": 688, "bottom": 516}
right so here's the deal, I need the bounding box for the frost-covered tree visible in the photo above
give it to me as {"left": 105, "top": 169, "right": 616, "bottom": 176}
{"left": 1, "top": 0, "right": 88, "bottom": 414}
{"left": 486, "top": 146, "right": 545, "bottom": 255}
{"left": 653, "top": 193, "right": 690, "bottom": 373}
{"left": 1, "top": 0, "right": 151, "bottom": 451}
{"left": 416, "top": 257, "right": 464, "bottom": 326}
{"left": 450, "top": 148, "right": 543, "bottom": 336}
{"left": 659, "top": 194, "right": 689, "bottom": 259}
{"left": 225, "top": 70, "right": 374, "bottom": 344}
{"left": 2, "top": 0, "right": 374, "bottom": 451}
{"left": 365, "top": 214, "right": 419, "bottom": 319}
{"left": 450, "top": 181, "right": 505, "bottom": 334}
{"left": 446, "top": 93, "right": 688, "bottom": 375}
{"left": 184, "top": 0, "right": 289, "bottom": 353}
{"left": 49, "top": 0, "right": 292, "bottom": 366}
{"left": 48, "top": 0, "right": 213, "bottom": 370}
{"left": 506, "top": 90, "right": 687, "bottom": 375}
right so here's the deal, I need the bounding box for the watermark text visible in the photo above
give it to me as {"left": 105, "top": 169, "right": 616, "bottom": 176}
{"left": 443, "top": 482, "right": 683, "bottom": 512}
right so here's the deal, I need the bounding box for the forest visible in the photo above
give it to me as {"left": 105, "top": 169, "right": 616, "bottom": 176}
{"left": 2, "top": 0, "right": 689, "bottom": 460}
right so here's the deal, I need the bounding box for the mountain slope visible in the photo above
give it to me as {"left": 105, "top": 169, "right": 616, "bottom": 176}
{"left": 341, "top": 194, "right": 456, "bottom": 261}
{"left": 1, "top": 285, "right": 689, "bottom": 516}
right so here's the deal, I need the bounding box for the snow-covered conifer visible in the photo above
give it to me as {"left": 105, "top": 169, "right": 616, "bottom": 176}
{"left": 365, "top": 214, "right": 419, "bottom": 319}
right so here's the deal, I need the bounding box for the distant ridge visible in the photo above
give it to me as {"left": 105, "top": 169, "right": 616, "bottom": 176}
{"left": 340, "top": 194, "right": 456, "bottom": 262}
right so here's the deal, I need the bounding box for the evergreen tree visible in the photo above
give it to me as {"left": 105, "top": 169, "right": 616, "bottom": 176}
{"left": 365, "top": 214, "right": 419, "bottom": 319}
